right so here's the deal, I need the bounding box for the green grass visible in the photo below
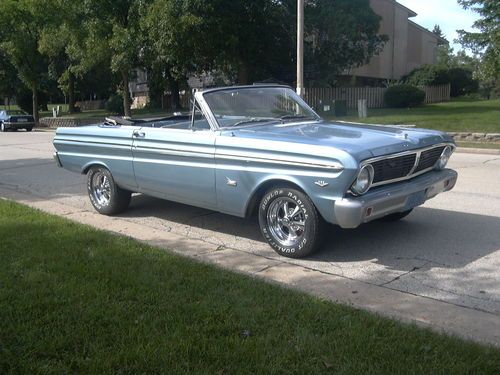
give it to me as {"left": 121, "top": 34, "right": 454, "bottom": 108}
{"left": 457, "top": 142, "right": 500, "bottom": 150}
{"left": 1, "top": 200, "right": 499, "bottom": 374}
{"left": 327, "top": 99, "right": 500, "bottom": 133}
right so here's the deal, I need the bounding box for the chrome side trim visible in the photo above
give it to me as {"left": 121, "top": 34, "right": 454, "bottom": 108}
{"left": 361, "top": 143, "right": 455, "bottom": 188}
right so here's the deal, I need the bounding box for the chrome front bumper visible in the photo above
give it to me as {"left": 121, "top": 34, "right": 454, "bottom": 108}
{"left": 334, "top": 169, "right": 458, "bottom": 229}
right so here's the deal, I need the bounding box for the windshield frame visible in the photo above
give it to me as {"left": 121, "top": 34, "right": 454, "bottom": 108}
{"left": 198, "top": 85, "right": 321, "bottom": 130}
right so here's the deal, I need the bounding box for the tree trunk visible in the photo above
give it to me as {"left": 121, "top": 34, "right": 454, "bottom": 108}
{"left": 68, "top": 72, "right": 76, "bottom": 114}
{"left": 170, "top": 78, "right": 180, "bottom": 111}
{"left": 32, "top": 83, "right": 39, "bottom": 125}
{"left": 122, "top": 71, "right": 132, "bottom": 117}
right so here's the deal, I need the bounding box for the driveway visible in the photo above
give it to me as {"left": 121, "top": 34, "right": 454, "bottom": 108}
{"left": 1, "top": 130, "right": 499, "bottom": 345}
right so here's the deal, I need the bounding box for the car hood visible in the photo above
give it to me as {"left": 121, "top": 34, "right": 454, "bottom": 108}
{"left": 224, "top": 120, "right": 454, "bottom": 160}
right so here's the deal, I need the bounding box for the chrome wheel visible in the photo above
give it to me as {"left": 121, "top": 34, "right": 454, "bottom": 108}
{"left": 91, "top": 172, "right": 111, "bottom": 206}
{"left": 266, "top": 198, "right": 307, "bottom": 247}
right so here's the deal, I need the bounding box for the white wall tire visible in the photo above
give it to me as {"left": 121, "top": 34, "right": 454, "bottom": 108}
{"left": 87, "top": 166, "right": 131, "bottom": 215}
{"left": 258, "top": 187, "right": 323, "bottom": 258}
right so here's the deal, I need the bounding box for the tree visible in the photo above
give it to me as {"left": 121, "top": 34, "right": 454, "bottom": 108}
{"left": 83, "top": 0, "right": 148, "bottom": 116}
{"left": 0, "top": 50, "right": 20, "bottom": 106}
{"left": 0, "top": 0, "right": 49, "bottom": 123}
{"left": 432, "top": 24, "right": 448, "bottom": 46}
{"left": 303, "top": 0, "right": 388, "bottom": 86}
{"left": 38, "top": 0, "right": 91, "bottom": 113}
{"left": 457, "top": 0, "right": 499, "bottom": 96}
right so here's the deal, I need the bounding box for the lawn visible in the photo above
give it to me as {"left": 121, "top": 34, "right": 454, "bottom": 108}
{"left": 327, "top": 98, "right": 500, "bottom": 133}
{"left": 0, "top": 200, "right": 499, "bottom": 374}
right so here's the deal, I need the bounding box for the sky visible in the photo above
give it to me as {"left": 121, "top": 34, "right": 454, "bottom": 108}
{"left": 397, "top": 0, "right": 480, "bottom": 51}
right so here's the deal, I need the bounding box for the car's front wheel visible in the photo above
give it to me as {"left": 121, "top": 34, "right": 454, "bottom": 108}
{"left": 87, "top": 166, "right": 131, "bottom": 215}
{"left": 259, "top": 187, "right": 323, "bottom": 258}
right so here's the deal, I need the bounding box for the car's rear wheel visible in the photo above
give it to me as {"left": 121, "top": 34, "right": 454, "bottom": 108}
{"left": 87, "top": 166, "right": 131, "bottom": 215}
{"left": 0, "top": 123, "right": 6, "bottom": 132}
{"left": 258, "top": 187, "right": 323, "bottom": 258}
{"left": 381, "top": 209, "right": 413, "bottom": 222}
{"left": 26, "top": 126, "right": 33, "bottom": 132}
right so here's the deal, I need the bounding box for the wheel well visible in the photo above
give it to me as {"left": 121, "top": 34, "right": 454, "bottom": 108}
{"left": 245, "top": 179, "right": 305, "bottom": 217}
{"left": 82, "top": 163, "right": 107, "bottom": 175}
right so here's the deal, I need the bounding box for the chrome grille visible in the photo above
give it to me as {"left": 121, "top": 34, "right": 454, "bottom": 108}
{"left": 371, "top": 154, "right": 417, "bottom": 183}
{"left": 415, "top": 146, "right": 446, "bottom": 173}
{"left": 365, "top": 144, "right": 453, "bottom": 187}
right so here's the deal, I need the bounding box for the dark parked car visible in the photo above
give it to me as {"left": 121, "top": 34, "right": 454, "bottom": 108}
{"left": 0, "top": 110, "right": 35, "bottom": 132}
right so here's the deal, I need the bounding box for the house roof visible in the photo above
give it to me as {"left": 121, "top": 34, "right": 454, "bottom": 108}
{"left": 408, "top": 20, "right": 449, "bottom": 44}
{"left": 392, "top": 0, "right": 418, "bottom": 18}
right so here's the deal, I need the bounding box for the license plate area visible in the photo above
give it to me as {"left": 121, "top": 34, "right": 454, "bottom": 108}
{"left": 405, "top": 190, "right": 427, "bottom": 210}
{"left": 17, "top": 118, "right": 27, "bottom": 122}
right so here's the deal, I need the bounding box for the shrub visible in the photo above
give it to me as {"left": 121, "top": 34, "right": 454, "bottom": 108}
{"left": 105, "top": 95, "right": 124, "bottom": 115}
{"left": 403, "top": 65, "right": 450, "bottom": 87}
{"left": 384, "top": 85, "right": 425, "bottom": 108}
{"left": 448, "top": 68, "right": 479, "bottom": 97}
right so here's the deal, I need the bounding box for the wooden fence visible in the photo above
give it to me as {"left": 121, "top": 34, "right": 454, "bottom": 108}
{"left": 423, "top": 84, "right": 451, "bottom": 104}
{"left": 304, "top": 84, "right": 451, "bottom": 110}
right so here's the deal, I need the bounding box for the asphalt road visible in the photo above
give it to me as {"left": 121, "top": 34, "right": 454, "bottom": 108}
{"left": 1, "top": 131, "right": 499, "bottom": 322}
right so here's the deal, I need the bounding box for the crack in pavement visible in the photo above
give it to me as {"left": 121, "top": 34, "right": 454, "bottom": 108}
{"left": 483, "top": 158, "right": 500, "bottom": 165}
{"left": 379, "top": 265, "right": 425, "bottom": 286}
{"left": 405, "top": 273, "right": 500, "bottom": 304}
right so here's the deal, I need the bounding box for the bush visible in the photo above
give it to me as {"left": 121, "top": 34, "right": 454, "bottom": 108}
{"left": 448, "top": 68, "right": 479, "bottom": 97}
{"left": 403, "top": 65, "right": 479, "bottom": 98}
{"left": 105, "top": 95, "right": 124, "bottom": 115}
{"left": 385, "top": 85, "right": 425, "bottom": 108}
{"left": 403, "top": 65, "right": 450, "bottom": 87}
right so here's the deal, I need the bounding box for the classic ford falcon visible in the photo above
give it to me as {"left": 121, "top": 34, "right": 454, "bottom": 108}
{"left": 53, "top": 85, "right": 458, "bottom": 258}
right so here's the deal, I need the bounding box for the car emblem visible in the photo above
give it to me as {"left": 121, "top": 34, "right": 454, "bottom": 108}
{"left": 315, "top": 181, "right": 329, "bottom": 188}
{"left": 226, "top": 177, "right": 238, "bottom": 187}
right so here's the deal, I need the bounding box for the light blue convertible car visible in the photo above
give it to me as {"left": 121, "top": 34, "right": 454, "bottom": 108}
{"left": 54, "top": 85, "right": 458, "bottom": 258}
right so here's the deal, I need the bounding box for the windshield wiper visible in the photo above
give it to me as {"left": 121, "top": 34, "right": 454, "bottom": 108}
{"left": 279, "top": 114, "right": 317, "bottom": 122}
{"left": 230, "top": 118, "right": 277, "bottom": 127}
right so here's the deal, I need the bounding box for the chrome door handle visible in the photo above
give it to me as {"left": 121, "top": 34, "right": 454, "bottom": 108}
{"left": 133, "top": 130, "right": 145, "bottom": 138}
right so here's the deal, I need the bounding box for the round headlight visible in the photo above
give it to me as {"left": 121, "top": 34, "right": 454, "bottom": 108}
{"left": 436, "top": 146, "right": 453, "bottom": 170}
{"left": 351, "top": 164, "right": 374, "bottom": 196}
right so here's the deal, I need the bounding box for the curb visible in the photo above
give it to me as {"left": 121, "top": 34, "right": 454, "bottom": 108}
{"left": 456, "top": 147, "right": 500, "bottom": 155}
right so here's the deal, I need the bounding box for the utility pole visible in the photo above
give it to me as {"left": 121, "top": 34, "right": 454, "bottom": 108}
{"left": 296, "top": 0, "right": 304, "bottom": 97}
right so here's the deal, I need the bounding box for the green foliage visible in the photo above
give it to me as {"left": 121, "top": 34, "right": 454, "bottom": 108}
{"left": 385, "top": 85, "right": 425, "bottom": 108}
{"left": 304, "top": 0, "right": 388, "bottom": 85}
{"left": 448, "top": 68, "right": 479, "bottom": 97}
{"left": 457, "top": 0, "right": 500, "bottom": 96}
{"left": 0, "top": 50, "right": 19, "bottom": 102}
{"left": 403, "top": 64, "right": 479, "bottom": 97}
{"left": 403, "top": 65, "right": 450, "bottom": 86}
{"left": 0, "top": 0, "right": 50, "bottom": 121}
{"left": 105, "top": 94, "right": 125, "bottom": 115}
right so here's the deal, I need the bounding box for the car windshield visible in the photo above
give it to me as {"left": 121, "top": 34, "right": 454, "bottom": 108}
{"left": 203, "top": 87, "right": 319, "bottom": 128}
{"left": 6, "top": 110, "right": 27, "bottom": 115}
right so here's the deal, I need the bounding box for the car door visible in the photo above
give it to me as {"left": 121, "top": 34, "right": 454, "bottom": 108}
{"left": 131, "top": 109, "right": 217, "bottom": 210}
